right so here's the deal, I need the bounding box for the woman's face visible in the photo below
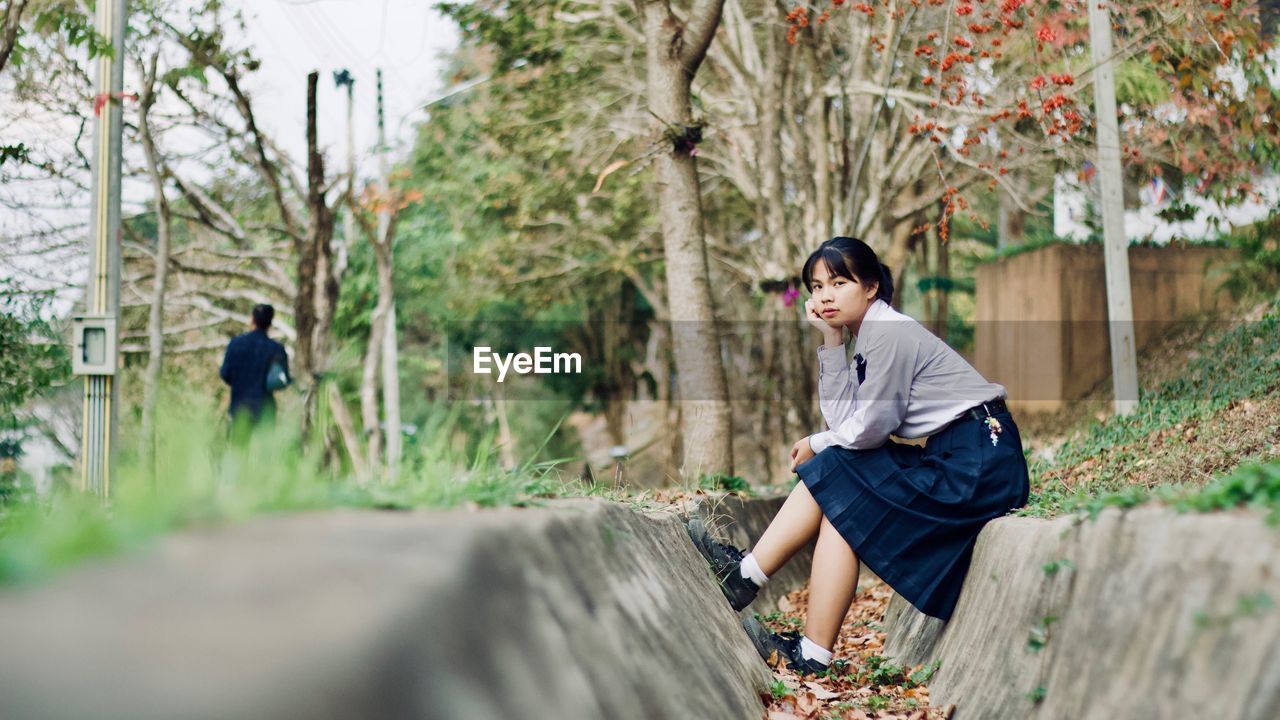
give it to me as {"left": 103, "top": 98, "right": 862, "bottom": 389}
{"left": 809, "top": 259, "right": 878, "bottom": 331}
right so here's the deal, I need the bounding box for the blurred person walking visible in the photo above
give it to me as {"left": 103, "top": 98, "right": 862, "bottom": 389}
{"left": 219, "top": 304, "right": 290, "bottom": 433}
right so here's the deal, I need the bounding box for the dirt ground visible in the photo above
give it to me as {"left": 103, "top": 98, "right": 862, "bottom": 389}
{"left": 758, "top": 575, "right": 953, "bottom": 720}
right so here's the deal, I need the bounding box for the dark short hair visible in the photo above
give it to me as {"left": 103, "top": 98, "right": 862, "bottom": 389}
{"left": 252, "top": 304, "right": 274, "bottom": 329}
{"left": 801, "top": 236, "right": 895, "bottom": 304}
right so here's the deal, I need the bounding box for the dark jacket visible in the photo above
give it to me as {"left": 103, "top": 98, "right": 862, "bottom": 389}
{"left": 219, "top": 329, "right": 289, "bottom": 420}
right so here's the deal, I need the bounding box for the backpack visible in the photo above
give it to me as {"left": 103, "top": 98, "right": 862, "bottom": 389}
{"left": 265, "top": 356, "right": 290, "bottom": 392}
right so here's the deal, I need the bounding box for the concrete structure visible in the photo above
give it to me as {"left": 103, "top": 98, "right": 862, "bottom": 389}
{"left": 974, "top": 243, "right": 1237, "bottom": 412}
{"left": 0, "top": 499, "right": 780, "bottom": 720}
{"left": 8, "top": 492, "right": 1277, "bottom": 719}
{"left": 883, "top": 504, "right": 1280, "bottom": 719}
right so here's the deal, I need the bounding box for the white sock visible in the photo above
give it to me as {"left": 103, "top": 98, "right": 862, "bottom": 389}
{"left": 739, "top": 553, "right": 769, "bottom": 588}
{"left": 800, "top": 636, "right": 833, "bottom": 666}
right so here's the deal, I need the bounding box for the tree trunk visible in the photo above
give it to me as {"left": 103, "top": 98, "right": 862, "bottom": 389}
{"left": 327, "top": 382, "right": 366, "bottom": 481}
{"left": 634, "top": 0, "right": 733, "bottom": 479}
{"left": 300, "top": 71, "right": 336, "bottom": 440}
{"left": 295, "top": 75, "right": 320, "bottom": 393}
{"left": 755, "top": 27, "right": 792, "bottom": 482}
{"left": 381, "top": 303, "right": 401, "bottom": 476}
{"left": 0, "top": 0, "right": 30, "bottom": 76}
{"left": 937, "top": 224, "right": 950, "bottom": 342}
{"left": 359, "top": 304, "right": 384, "bottom": 477}
{"left": 493, "top": 384, "right": 516, "bottom": 471}
{"left": 997, "top": 174, "right": 1026, "bottom": 251}
{"left": 359, "top": 211, "right": 396, "bottom": 477}
{"left": 807, "top": 92, "right": 833, "bottom": 244}
{"left": 138, "top": 55, "right": 169, "bottom": 461}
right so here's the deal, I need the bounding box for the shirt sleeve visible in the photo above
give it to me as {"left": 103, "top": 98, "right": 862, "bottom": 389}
{"left": 814, "top": 343, "right": 856, "bottom": 438}
{"left": 219, "top": 340, "right": 236, "bottom": 385}
{"left": 808, "top": 328, "right": 917, "bottom": 452}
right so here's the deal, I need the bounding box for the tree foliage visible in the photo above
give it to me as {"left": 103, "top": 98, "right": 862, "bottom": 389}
{"left": 0, "top": 281, "right": 68, "bottom": 427}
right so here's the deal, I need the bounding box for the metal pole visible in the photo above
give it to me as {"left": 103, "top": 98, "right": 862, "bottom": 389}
{"left": 1087, "top": 0, "right": 1139, "bottom": 416}
{"left": 376, "top": 69, "right": 402, "bottom": 476}
{"left": 335, "top": 69, "right": 356, "bottom": 268}
{"left": 81, "top": 0, "right": 128, "bottom": 497}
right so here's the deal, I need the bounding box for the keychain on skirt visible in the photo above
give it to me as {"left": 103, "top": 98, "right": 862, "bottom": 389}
{"left": 985, "top": 416, "right": 1004, "bottom": 446}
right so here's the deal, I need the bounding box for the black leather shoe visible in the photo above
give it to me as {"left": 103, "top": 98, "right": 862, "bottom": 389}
{"left": 740, "top": 618, "right": 831, "bottom": 676}
{"left": 686, "top": 517, "right": 760, "bottom": 612}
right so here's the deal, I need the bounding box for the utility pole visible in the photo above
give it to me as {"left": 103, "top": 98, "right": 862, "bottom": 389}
{"left": 376, "top": 69, "right": 402, "bottom": 475}
{"left": 334, "top": 69, "right": 356, "bottom": 276}
{"left": 77, "top": 0, "right": 128, "bottom": 497}
{"left": 1088, "top": 0, "right": 1140, "bottom": 416}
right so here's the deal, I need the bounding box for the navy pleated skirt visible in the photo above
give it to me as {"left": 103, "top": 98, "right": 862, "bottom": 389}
{"left": 794, "top": 408, "right": 1030, "bottom": 621}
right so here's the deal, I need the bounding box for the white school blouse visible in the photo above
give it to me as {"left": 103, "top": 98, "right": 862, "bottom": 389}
{"left": 807, "top": 298, "right": 1007, "bottom": 454}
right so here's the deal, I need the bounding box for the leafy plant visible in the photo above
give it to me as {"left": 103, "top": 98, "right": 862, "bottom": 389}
{"left": 908, "top": 659, "right": 941, "bottom": 686}
{"left": 865, "top": 695, "right": 889, "bottom": 712}
{"left": 1216, "top": 215, "right": 1280, "bottom": 302}
{"left": 1042, "top": 559, "right": 1077, "bottom": 577}
{"left": 0, "top": 281, "right": 69, "bottom": 426}
{"left": 1027, "top": 615, "right": 1058, "bottom": 653}
{"left": 1193, "top": 591, "right": 1275, "bottom": 631}
{"left": 698, "top": 473, "right": 751, "bottom": 495}
{"left": 850, "top": 655, "right": 937, "bottom": 689}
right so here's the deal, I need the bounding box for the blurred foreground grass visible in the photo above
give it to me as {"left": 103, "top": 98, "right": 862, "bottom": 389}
{"left": 0, "top": 392, "right": 591, "bottom": 585}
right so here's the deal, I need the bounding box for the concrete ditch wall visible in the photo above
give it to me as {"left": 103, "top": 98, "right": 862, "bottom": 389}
{"left": 31, "top": 491, "right": 1275, "bottom": 720}
{"left": 684, "top": 492, "right": 819, "bottom": 612}
{"left": 0, "top": 498, "right": 790, "bottom": 720}
{"left": 882, "top": 504, "right": 1280, "bottom": 720}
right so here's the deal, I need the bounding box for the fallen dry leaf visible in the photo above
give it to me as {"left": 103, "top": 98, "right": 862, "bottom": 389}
{"left": 796, "top": 690, "right": 821, "bottom": 716}
{"left": 804, "top": 681, "right": 839, "bottom": 700}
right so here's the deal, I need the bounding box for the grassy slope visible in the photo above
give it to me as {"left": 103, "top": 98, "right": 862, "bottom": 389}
{"left": 1018, "top": 292, "right": 1280, "bottom": 522}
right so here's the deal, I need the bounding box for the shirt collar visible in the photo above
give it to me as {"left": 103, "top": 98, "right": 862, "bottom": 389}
{"left": 864, "top": 298, "right": 889, "bottom": 323}
{"left": 853, "top": 298, "right": 889, "bottom": 353}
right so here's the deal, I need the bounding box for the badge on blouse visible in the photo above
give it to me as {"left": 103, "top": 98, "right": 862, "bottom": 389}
{"left": 854, "top": 353, "right": 866, "bottom": 384}
{"left": 985, "top": 416, "right": 1003, "bottom": 446}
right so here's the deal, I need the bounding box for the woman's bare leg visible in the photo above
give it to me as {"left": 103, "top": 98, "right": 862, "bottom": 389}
{"left": 750, "top": 480, "right": 823, "bottom": 576}
{"left": 804, "top": 514, "right": 860, "bottom": 650}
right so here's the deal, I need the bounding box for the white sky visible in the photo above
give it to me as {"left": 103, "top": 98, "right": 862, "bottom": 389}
{"left": 0, "top": 0, "right": 459, "bottom": 302}
{"left": 232, "top": 0, "right": 459, "bottom": 180}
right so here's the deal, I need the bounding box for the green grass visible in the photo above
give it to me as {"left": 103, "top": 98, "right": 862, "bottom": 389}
{"left": 1192, "top": 590, "right": 1275, "bottom": 631}
{"left": 1027, "top": 615, "right": 1058, "bottom": 653}
{"left": 697, "top": 473, "right": 751, "bottom": 495}
{"left": 1021, "top": 294, "right": 1280, "bottom": 520}
{"left": 829, "top": 654, "right": 938, "bottom": 689}
{"left": 0, "top": 392, "right": 588, "bottom": 585}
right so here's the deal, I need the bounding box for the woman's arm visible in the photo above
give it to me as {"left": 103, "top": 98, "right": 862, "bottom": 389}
{"left": 815, "top": 343, "right": 856, "bottom": 435}
{"left": 809, "top": 329, "right": 917, "bottom": 452}
{"left": 804, "top": 298, "right": 855, "bottom": 433}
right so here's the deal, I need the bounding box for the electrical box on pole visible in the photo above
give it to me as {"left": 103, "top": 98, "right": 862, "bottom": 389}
{"left": 71, "top": 316, "right": 118, "bottom": 376}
